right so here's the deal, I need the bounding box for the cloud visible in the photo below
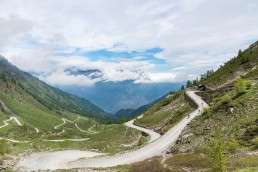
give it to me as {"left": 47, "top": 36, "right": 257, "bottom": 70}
{"left": 0, "top": 15, "right": 32, "bottom": 51}
{"left": 34, "top": 56, "right": 181, "bottom": 86}
{"left": 0, "top": 0, "right": 258, "bottom": 86}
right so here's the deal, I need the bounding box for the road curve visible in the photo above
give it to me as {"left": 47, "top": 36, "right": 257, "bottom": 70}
{"left": 125, "top": 120, "right": 161, "bottom": 143}
{"left": 0, "top": 116, "right": 22, "bottom": 129}
{"left": 18, "top": 91, "right": 208, "bottom": 171}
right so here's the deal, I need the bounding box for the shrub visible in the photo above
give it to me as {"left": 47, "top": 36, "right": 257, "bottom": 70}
{"left": 234, "top": 79, "right": 252, "bottom": 97}
{"left": 213, "top": 94, "right": 232, "bottom": 110}
{"left": 241, "top": 56, "right": 249, "bottom": 64}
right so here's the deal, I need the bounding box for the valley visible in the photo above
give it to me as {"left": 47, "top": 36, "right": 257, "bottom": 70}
{"left": 0, "top": 41, "right": 258, "bottom": 172}
{"left": 18, "top": 91, "right": 207, "bottom": 171}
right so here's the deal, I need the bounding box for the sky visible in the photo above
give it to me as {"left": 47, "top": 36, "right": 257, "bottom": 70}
{"left": 0, "top": 0, "right": 258, "bottom": 86}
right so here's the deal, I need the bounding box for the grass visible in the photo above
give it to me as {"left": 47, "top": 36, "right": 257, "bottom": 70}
{"left": 237, "top": 167, "right": 258, "bottom": 172}
{"left": 165, "top": 153, "right": 211, "bottom": 171}
{"left": 0, "top": 82, "right": 145, "bottom": 155}
{"left": 0, "top": 87, "right": 62, "bottom": 131}
{"left": 135, "top": 109, "right": 174, "bottom": 127}
{"left": 229, "top": 155, "right": 258, "bottom": 171}
{"left": 135, "top": 92, "right": 193, "bottom": 133}
{"left": 201, "top": 41, "right": 258, "bottom": 88}
{"left": 4, "top": 123, "right": 145, "bottom": 155}
{"left": 129, "top": 159, "right": 171, "bottom": 172}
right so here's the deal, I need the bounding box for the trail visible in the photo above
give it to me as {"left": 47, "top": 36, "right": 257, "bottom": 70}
{"left": 18, "top": 91, "right": 208, "bottom": 171}
{"left": 43, "top": 138, "right": 89, "bottom": 142}
{"left": 125, "top": 120, "right": 160, "bottom": 143}
{"left": 54, "top": 118, "right": 98, "bottom": 134}
{"left": 0, "top": 137, "right": 29, "bottom": 143}
{"left": 0, "top": 116, "right": 22, "bottom": 129}
{"left": 34, "top": 128, "right": 39, "bottom": 133}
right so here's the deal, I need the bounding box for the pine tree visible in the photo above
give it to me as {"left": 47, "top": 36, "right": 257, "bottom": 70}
{"left": 206, "top": 130, "right": 228, "bottom": 172}
{"left": 238, "top": 49, "right": 242, "bottom": 57}
{"left": 186, "top": 80, "right": 192, "bottom": 88}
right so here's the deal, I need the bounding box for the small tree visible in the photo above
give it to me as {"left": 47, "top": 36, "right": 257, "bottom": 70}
{"left": 186, "top": 80, "right": 192, "bottom": 88}
{"left": 120, "top": 116, "right": 126, "bottom": 124}
{"left": 181, "top": 85, "right": 185, "bottom": 91}
{"left": 238, "top": 49, "right": 242, "bottom": 57}
{"left": 206, "top": 130, "right": 228, "bottom": 172}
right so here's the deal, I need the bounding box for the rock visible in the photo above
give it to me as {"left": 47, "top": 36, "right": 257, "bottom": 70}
{"left": 179, "top": 148, "right": 187, "bottom": 153}
{"left": 204, "top": 126, "right": 211, "bottom": 130}
{"left": 180, "top": 133, "right": 193, "bottom": 144}
{"left": 228, "top": 107, "right": 234, "bottom": 114}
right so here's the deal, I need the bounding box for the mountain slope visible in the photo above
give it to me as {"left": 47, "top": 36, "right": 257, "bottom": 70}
{"left": 124, "top": 41, "right": 258, "bottom": 172}
{"left": 0, "top": 56, "right": 113, "bottom": 123}
{"left": 0, "top": 55, "right": 145, "bottom": 159}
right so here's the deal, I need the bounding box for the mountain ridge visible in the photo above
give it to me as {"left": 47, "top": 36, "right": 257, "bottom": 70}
{"left": 0, "top": 55, "right": 113, "bottom": 123}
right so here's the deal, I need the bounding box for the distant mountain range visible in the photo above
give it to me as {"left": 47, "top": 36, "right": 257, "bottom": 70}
{"left": 59, "top": 79, "right": 182, "bottom": 114}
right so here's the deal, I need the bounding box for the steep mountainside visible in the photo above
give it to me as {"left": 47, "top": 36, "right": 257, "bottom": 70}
{"left": 0, "top": 56, "right": 113, "bottom": 123}
{"left": 114, "top": 93, "right": 169, "bottom": 120}
{"left": 124, "top": 41, "right": 258, "bottom": 172}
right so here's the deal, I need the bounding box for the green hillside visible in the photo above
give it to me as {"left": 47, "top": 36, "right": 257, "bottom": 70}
{"left": 123, "top": 41, "right": 258, "bottom": 172}
{"left": 134, "top": 91, "right": 193, "bottom": 134}
{"left": 0, "top": 57, "right": 146, "bottom": 157}
{"left": 0, "top": 56, "right": 113, "bottom": 123}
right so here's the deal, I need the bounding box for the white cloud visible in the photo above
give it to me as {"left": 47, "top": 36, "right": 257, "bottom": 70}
{"left": 0, "top": 15, "right": 32, "bottom": 51}
{"left": 34, "top": 56, "right": 181, "bottom": 86}
{"left": 0, "top": 0, "right": 258, "bottom": 85}
{"left": 39, "top": 70, "right": 101, "bottom": 86}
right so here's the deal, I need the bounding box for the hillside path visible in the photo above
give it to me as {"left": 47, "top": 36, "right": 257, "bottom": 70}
{"left": 125, "top": 120, "right": 161, "bottom": 143}
{"left": 0, "top": 117, "right": 22, "bottom": 129}
{"left": 18, "top": 91, "right": 208, "bottom": 171}
{"left": 54, "top": 118, "right": 98, "bottom": 134}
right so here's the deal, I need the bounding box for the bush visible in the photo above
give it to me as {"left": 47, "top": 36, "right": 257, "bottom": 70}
{"left": 200, "top": 107, "right": 212, "bottom": 120}
{"left": 241, "top": 56, "right": 249, "bottom": 64}
{"left": 213, "top": 94, "right": 232, "bottom": 110}
{"left": 234, "top": 79, "right": 252, "bottom": 97}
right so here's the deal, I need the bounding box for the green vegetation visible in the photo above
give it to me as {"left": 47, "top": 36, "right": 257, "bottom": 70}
{"left": 234, "top": 78, "right": 252, "bottom": 97}
{"left": 165, "top": 153, "right": 211, "bottom": 171}
{"left": 0, "top": 56, "right": 146, "bottom": 156}
{"left": 205, "top": 130, "right": 229, "bottom": 172}
{"left": 0, "top": 140, "right": 9, "bottom": 155}
{"left": 129, "top": 159, "right": 170, "bottom": 172}
{"left": 0, "top": 57, "right": 114, "bottom": 123}
{"left": 134, "top": 92, "right": 193, "bottom": 133}
{"left": 127, "top": 41, "right": 258, "bottom": 171}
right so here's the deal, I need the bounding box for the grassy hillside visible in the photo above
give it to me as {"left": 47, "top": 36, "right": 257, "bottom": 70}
{"left": 134, "top": 91, "right": 193, "bottom": 134}
{"left": 116, "top": 41, "right": 258, "bottom": 172}
{"left": 201, "top": 41, "right": 258, "bottom": 88}
{"left": 0, "top": 57, "right": 147, "bottom": 160}
{"left": 0, "top": 56, "right": 114, "bottom": 123}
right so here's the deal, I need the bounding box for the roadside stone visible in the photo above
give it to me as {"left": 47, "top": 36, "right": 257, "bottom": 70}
{"left": 204, "top": 126, "right": 211, "bottom": 130}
